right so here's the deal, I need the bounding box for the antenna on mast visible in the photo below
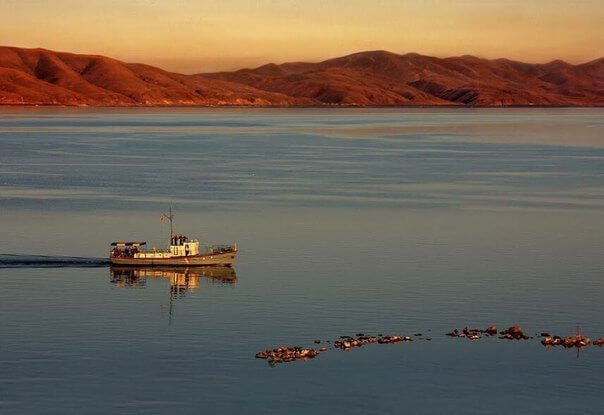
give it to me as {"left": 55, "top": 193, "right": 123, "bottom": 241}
{"left": 161, "top": 207, "right": 174, "bottom": 244}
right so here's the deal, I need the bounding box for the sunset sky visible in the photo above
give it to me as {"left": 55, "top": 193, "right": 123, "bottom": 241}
{"left": 2, "top": 0, "right": 603, "bottom": 73}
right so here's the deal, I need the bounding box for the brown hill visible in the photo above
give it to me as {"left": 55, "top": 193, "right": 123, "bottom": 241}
{"left": 1, "top": 46, "right": 602, "bottom": 106}
{"left": 0, "top": 46, "right": 298, "bottom": 106}
{"left": 207, "top": 51, "right": 604, "bottom": 106}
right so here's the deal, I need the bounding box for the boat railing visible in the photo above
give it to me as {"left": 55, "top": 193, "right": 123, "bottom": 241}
{"left": 112, "top": 244, "right": 237, "bottom": 257}
{"left": 133, "top": 247, "right": 171, "bottom": 254}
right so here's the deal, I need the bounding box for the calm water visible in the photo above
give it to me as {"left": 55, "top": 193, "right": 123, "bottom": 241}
{"left": 0, "top": 108, "right": 603, "bottom": 414}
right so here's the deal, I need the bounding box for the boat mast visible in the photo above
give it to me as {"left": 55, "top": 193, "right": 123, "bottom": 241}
{"left": 161, "top": 207, "right": 175, "bottom": 244}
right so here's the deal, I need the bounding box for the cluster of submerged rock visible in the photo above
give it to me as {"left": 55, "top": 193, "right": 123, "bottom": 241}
{"left": 541, "top": 333, "right": 604, "bottom": 349}
{"left": 446, "top": 326, "right": 499, "bottom": 340}
{"left": 447, "top": 325, "right": 533, "bottom": 341}
{"left": 333, "top": 333, "right": 416, "bottom": 350}
{"left": 256, "top": 333, "right": 422, "bottom": 364}
{"left": 447, "top": 325, "right": 604, "bottom": 350}
{"left": 255, "top": 346, "right": 320, "bottom": 364}
{"left": 256, "top": 327, "right": 602, "bottom": 364}
{"left": 499, "top": 326, "right": 532, "bottom": 340}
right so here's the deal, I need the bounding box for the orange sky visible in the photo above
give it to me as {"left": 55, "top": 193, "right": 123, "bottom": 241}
{"left": 2, "top": 0, "right": 603, "bottom": 73}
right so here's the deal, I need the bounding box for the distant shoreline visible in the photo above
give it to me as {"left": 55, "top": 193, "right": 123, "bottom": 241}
{"left": 2, "top": 104, "right": 603, "bottom": 109}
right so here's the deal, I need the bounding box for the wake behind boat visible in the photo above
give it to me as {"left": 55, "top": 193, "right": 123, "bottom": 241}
{"left": 109, "top": 209, "right": 238, "bottom": 267}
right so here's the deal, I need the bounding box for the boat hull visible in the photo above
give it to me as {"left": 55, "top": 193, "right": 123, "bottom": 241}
{"left": 110, "top": 250, "right": 237, "bottom": 267}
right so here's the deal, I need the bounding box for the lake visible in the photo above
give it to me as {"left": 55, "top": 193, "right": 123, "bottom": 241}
{"left": 0, "top": 107, "right": 603, "bottom": 414}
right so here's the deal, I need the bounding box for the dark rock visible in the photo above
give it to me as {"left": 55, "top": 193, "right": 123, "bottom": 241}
{"left": 541, "top": 333, "right": 592, "bottom": 348}
{"left": 256, "top": 345, "right": 320, "bottom": 364}
{"left": 499, "top": 326, "right": 529, "bottom": 341}
{"left": 378, "top": 335, "right": 403, "bottom": 344}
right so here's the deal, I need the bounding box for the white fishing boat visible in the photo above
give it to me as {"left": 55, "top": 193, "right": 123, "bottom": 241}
{"left": 109, "top": 208, "right": 238, "bottom": 267}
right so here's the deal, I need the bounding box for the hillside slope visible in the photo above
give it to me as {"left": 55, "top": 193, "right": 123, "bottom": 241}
{"left": 1, "top": 46, "right": 602, "bottom": 106}
{"left": 206, "top": 51, "right": 604, "bottom": 106}
{"left": 0, "top": 46, "right": 299, "bottom": 106}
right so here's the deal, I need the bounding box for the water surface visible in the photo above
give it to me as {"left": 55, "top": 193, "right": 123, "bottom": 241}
{"left": 0, "top": 108, "right": 603, "bottom": 414}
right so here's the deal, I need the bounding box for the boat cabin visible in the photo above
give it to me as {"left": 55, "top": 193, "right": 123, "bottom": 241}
{"left": 168, "top": 235, "right": 200, "bottom": 257}
{"left": 110, "top": 237, "right": 201, "bottom": 259}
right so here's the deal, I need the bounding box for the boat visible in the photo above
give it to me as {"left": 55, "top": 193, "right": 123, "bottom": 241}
{"left": 109, "top": 208, "right": 238, "bottom": 267}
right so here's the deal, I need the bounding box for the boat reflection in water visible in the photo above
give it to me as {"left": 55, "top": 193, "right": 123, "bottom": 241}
{"left": 110, "top": 266, "right": 237, "bottom": 299}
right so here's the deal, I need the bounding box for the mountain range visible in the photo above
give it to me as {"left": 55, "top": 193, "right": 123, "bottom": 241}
{"left": 1, "top": 46, "right": 602, "bottom": 106}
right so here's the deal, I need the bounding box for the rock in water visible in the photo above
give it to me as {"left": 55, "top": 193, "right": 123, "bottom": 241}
{"left": 255, "top": 346, "right": 320, "bottom": 364}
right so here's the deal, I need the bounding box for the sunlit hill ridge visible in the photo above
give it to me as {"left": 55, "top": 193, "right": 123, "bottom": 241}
{"left": 1, "top": 46, "right": 603, "bottom": 106}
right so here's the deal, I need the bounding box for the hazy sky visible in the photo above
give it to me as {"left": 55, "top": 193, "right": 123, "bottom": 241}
{"left": 2, "top": 0, "right": 603, "bottom": 73}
